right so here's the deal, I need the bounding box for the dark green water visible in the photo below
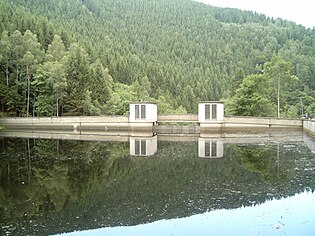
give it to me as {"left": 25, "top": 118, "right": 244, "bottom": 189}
{"left": 0, "top": 133, "right": 315, "bottom": 235}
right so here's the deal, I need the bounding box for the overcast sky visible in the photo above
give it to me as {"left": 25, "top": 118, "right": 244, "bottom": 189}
{"left": 194, "top": 0, "right": 315, "bottom": 28}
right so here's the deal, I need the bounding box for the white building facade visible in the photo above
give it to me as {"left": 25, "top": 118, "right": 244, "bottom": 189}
{"left": 129, "top": 102, "right": 158, "bottom": 123}
{"left": 198, "top": 102, "right": 224, "bottom": 123}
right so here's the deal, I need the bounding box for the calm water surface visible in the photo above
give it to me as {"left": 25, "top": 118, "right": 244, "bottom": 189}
{"left": 0, "top": 132, "right": 315, "bottom": 235}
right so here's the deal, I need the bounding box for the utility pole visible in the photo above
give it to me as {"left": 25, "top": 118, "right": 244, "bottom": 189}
{"left": 300, "top": 97, "right": 304, "bottom": 117}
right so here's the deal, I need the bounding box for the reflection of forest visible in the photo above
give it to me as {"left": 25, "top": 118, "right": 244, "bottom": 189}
{"left": 0, "top": 137, "right": 315, "bottom": 235}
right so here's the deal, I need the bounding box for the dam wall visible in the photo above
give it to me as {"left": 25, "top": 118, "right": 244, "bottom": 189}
{"left": 303, "top": 119, "right": 315, "bottom": 138}
{"left": 0, "top": 116, "right": 154, "bottom": 133}
{"left": 0, "top": 115, "right": 303, "bottom": 134}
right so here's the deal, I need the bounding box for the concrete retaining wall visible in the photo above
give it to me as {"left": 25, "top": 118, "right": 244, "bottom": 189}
{"left": 0, "top": 115, "right": 304, "bottom": 134}
{"left": 223, "top": 117, "right": 302, "bottom": 128}
{"left": 158, "top": 114, "right": 198, "bottom": 123}
{"left": 154, "top": 125, "right": 200, "bottom": 134}
{"left": 303, "top": 120, "right": 315, "bottom": 137}
{"left": 0, "top": 116, "right": 128, "bottom": 124}
{"left": 199, "top": 116, "right": 302, "bottom": 133}
{"left": 0, "top": 116, "right": 154, "bottom": 132}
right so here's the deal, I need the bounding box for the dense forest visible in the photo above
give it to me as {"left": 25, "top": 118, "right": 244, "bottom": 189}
{"left": 0, "top": 0, "right": 314, "bottom": 117}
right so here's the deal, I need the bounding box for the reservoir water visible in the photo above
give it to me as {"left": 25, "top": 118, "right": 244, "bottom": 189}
{"left": 0, "top": 131, "right": 315, "bottom": 235}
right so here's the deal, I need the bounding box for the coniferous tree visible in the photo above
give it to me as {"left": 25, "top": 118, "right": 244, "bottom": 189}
{"left": 64, "top": 44, "right": 90, "bottom": 115}
{"left": 0, "top": 0, "right": 314, "bottom": 116}
{"left": 88, "top": 59, "right": 113, "bottom": 114}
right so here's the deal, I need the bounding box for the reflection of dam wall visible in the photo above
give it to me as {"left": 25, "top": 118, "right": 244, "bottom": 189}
{"left": 2, "top": 131, "right": 308, "bottom": 160}
{"left": 0, "top": 130, "right": 309, "bottom": 158}
{"left": 0, "top": 130, "right": 153, "bottom": 142}
{"left": 304, "top": 138, "right": 315, "bottom": 153}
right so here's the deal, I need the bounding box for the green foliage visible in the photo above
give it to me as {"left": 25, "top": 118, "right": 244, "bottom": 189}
{"left": 156, "top": 96, "right": 187, "bottom": 114}
{"left": 32, "top": 66, "right": 53, "bottom": 116}
{"left": 226, "top": 57, "right": 314, "bottom": 118}
{"left": 88, "top": 59, "right": 113, "bottom": 114}
{"left": 106, "top": 84, "right": 137, "bottom": 115}
{"left": 264, "top": 56, "right": 300, "bottom": 117}
{"left": 44, "top": 35, "right": 67, "bottom": 116}
{"left": 231, "top": 143, "right": 296, "bottom": 183}
{"left": 226, "top": 74, "right": 276, "bottom": 117}
{"left": 131, "top": 76, "right": 151, "bottom": 101}
{"left": 0, "top": 0, "right": 314, "bottom": 116}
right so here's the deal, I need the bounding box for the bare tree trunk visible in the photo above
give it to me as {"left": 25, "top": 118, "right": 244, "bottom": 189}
{"left": 277, "top": 76, "right": 280, "bottom": 118}
{"left": 33, "top": 102, "right": 35, "bottom": 117}
{"left": 16, "top": 66, "right": 19, "bottom": 82}
{"left": 6, "top": 61, "right": 9, "bottom": 86}
{"left": 27, "top": 64, "right": 30, "bottom": 117}
{"left": 56, "top": 90, "right": 59, "bottom": 117}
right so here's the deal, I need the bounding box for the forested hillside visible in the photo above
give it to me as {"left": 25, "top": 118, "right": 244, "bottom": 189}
{"left": 0, "top": 0, "right": 314, "bottom": 117}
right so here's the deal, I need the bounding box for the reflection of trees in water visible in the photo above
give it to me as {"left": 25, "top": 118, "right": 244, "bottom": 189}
{"left": 0, "top": 138, "right": 130, "bottom": 235}
{"left": 231, "top": 143, "right": 295, "bottom": 183}
{"left": 0, "top": 139, "right": 315, "bottom": 235}
{"left": 230, "top": 142, "right": 314, "bottom": 195}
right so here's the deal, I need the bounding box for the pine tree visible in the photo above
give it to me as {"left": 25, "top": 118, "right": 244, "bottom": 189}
{"left": 64, "top": 44, "right": 90, "bottom": 115}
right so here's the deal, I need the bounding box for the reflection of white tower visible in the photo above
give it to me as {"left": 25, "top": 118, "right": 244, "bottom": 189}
{"left": 130, "top": 136, "right": 158, "bottom": 156}
{"left": 198, "top": 138, "right": 224, "bottom": 158}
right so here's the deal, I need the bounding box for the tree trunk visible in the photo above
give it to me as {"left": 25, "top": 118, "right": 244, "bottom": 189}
{"left": 277, "top": 76, "right": 280, "bottom": 118}
{"left": 56, "top": 90, "right": 59, "bottom": 117}
{"left": 16, "top": 65, "right": 19, "bottom": 82}
{"left": 6, "top": 61, "right": 9, "bottom": 86}
{"left": 26, "top": 64, "right": 30, "bottom": 117}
